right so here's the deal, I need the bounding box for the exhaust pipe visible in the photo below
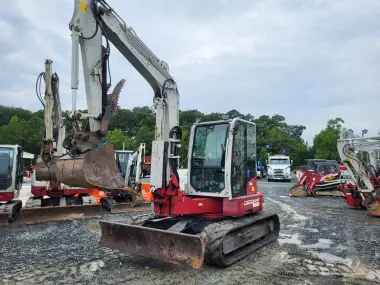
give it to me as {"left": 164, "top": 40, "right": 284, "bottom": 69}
{"left": 35, "top": 144, "right": 134, "bottom": 194}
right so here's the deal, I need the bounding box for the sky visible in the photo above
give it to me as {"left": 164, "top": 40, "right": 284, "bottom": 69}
{"left": 1, "top": 0, "right": 380, "bottom": 144}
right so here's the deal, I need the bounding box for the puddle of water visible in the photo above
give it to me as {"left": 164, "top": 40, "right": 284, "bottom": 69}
{"left": 308, "top": 250, "right": 380, "bottom": 281}
{"left": 79, "top": 260, "right": 105, "bottom": 277}
{"left": 303, "top": 227, "right": 319, "bottom": 233}
{"left": 89, "top": 260, "right": 105, "bottom": 272}
{"left": 278, "top": 233, "right": 303, "bottom": 245}
{"left": 300, "top": 238, "right": 333, "bottom": 250}
{"left": 266, "top": 197, "right": 308, "bottom": 223}
{"left": 366, "top": 218, "right": 380, "bottom": 225}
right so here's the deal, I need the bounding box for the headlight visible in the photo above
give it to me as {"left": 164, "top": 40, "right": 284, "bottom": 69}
{"left": 284, "top": 166, "right": 291, "bottom": 173}
{"left": 268, "top": 167, "right": 273, "bottom": 174}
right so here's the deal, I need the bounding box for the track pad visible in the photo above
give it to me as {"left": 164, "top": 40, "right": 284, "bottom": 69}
{"left": 99, "top": 221, "right": 206, "bottom": 268}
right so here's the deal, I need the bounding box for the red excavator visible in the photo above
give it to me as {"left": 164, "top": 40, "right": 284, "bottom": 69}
{"left": 289, "top": 159, "right": 343, "bottom": 197}
{"left": 64, "top": 0, "right": 280, "bottom": 269}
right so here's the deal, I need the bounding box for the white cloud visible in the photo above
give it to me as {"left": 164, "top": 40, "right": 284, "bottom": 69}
{"left": 0, "top": 21, "right": 13, "bottom": 42}
{"left": 0, "top": 0, "right": 379, "bottom": 145}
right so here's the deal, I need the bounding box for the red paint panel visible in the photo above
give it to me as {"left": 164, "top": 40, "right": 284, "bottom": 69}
{"left": 223, "top": 193, "right": 263, "bottom": 217}
{"left": 0, "top": 191, "right": 14, "bottom": 201}
{"left": 246, "top": 177, "right": 258, "bottom": 196}
{"left": 171, "top": 195, "right": 223, "bottom": 215}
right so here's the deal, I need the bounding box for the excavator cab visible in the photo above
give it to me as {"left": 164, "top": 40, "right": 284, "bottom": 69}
{"left": 0, "top": 145, "right": 23, "bottom": 194}
{"left": 187, "top": 118, "right": 257, "bottom": 198}
{"left": 115, "top": 150, "right": 133, "bottom": 181}
{"left": 0, "top": 145, "right": 23, "bottom": 226}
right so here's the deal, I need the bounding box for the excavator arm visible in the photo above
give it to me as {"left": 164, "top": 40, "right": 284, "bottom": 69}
{"left": 35, "top": 59, "right": 67, "bottom": 185}
{"left": 64, "top": 0, "right": 181, "bottom": 192}
{"left": 38, "top": 59, "right": 66, "bottom": 161}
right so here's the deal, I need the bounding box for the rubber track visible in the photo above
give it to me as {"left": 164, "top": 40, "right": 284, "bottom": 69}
{"left": 202, "top": 211, "right": 280, "bottom": 267}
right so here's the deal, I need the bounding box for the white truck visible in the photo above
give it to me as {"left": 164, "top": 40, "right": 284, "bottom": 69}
{"left": 267, "top": 154, "right": 292, "bottom": 182}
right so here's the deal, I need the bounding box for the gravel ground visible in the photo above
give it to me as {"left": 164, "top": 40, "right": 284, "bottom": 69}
{"left": 1, "top": 180, "right": 380, "bottom": 285}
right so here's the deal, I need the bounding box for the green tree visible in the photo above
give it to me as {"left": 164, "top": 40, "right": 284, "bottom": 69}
{"left": 135, "top": 126, "right": 155, "bottom": 154}
{"left": 103, "top": 129, "right": 135, "bottom": 150}
{"left": 254, "top": 114, "right": 309, "bottom": 167}
{"left": 0, "top": 105, "right": 33, "bottom": 126}
{"left": 313, "top": 118, "right": 345, "bottom": 161}
{"left": 0, "top": 115, "right": 44, "bottom": 154}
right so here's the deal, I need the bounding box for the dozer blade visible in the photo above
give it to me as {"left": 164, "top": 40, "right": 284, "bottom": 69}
{"left": 106, "top": 202, "right": 151, "bottom": 214}
{"left": 288, "top": 185, "right": 308, "bottom": 197}
{"left": 19, "top": 204, "right": 101, "bottom": 225}
{"left": 368, "top": 202, "right": 380, "bottom": 217}
{"left": 99, "top": 221, "right": 207, "bottom": 268}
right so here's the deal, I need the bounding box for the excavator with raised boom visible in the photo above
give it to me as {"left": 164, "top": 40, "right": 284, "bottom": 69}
{"left": 337, "top": 128, "right": 380, "bottom": 217}
{"left": 0, "top": 144, "right": 24, "bottom": 227}
{"left": 19, "top": 59, "right": 102, "bottom": 225}
{"left": 65, "top": 0, "right": 280, "bottom": 269}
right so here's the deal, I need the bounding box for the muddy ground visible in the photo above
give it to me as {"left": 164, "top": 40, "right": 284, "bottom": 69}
{"left": 1, "top": 180, "right": 379, "bottom": 285}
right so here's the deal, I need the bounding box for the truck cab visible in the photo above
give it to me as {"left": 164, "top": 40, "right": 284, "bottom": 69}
{"left": 267, "top": 154, "right": 292, "bottom": 182}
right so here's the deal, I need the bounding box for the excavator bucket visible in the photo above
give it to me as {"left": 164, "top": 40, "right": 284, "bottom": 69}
{"left": 288, "top": 184, "right": 308, "bottom": 197}
{"left": 50, "top": 144, "right": 131, "bottom": 193}
{"left": 99, "top": 221, "right": 207, "bottom": 268}
{"left": 19, "top": 203, "right": 101, "bottom": 225}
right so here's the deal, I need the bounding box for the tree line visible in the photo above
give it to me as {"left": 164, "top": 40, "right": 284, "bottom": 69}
{"left": 0, "top": 105, "right": 344, "bottom": 167}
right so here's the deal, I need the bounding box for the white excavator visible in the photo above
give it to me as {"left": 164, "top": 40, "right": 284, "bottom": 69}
{"left": 20, "top": 59, "right": 102, "bottom": 225}
{"left": 60, "top": 0, "right": 280, "bottom": 269}
{"left": 337, "top": 128, "right": 380, "bottom": 217}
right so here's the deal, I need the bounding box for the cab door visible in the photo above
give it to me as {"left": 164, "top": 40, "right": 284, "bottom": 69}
{"left": 230, "top": 120, "right": 257, "bottom": 197}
